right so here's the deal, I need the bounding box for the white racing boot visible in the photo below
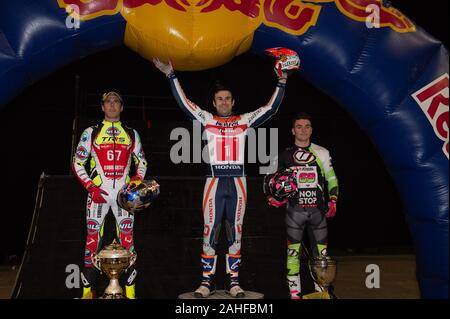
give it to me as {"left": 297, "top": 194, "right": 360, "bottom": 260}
{"left": 226, "top": 254, "right": 245, "bottom": 298}
{"left": 194, "top": 284, "right": 214, "bottom": 298}
{"left": 229, "top": 285, "right": 245, "bottom": 298}
{"left": 194, "top": 255, "right": 217, "bottom": 298}
{"left": 287, "top": 275, "right": 301, "bottom": 299}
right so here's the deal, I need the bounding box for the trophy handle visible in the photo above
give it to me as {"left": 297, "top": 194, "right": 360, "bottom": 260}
{"left": 129, "top": 252, "right": 137, "bottom": 268}
{"left": 91, "top": 253, "right": 101, "bottom": 271}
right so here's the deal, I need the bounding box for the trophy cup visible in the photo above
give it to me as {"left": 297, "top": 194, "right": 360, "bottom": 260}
{"left": 92, "top": 239, "right": 136, "bottom": 299}
{"left": 303, "top": 256, "right": 337, "bottom": 299}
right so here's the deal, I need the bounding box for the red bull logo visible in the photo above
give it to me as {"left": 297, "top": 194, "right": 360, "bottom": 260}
{"left": 334, "top": 0, "right": 415, "bottom": 33}
{"left": 58, "top": 0, "right": 415, "bottom": 34}
{"left": 58, "top": 0, "right": 321, "bottom": 35}
{"left": 412, "top": 74, "right": 449, "bottom": 159}
{"left": 57, "top": 0, "right": 416, "bottom": 70}
{"left": 58, "top": 0, "right": 120, "bottom": 19}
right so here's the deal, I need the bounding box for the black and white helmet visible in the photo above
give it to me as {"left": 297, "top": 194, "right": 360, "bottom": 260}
{"left": 263, "top": 169, "right": 299, "bottom": 201}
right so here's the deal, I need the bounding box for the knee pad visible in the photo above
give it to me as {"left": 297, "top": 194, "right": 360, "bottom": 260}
{"left": 287, "top": 243, "right": 301, "bottom": 276}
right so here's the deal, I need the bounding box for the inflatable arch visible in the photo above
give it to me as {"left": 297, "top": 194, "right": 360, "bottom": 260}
{"left": 0, "top": 0, "right": 447, "bottom": 298}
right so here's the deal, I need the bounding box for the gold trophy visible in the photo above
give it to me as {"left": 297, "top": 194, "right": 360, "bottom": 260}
{"left": 303, "top": 257, "right": 337, "bottom": 299}
{"left": 92, "top": 240, "right": 136, "bottom": 299}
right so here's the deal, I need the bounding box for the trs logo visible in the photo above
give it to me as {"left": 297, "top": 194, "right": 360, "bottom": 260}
{"left": 412, "top": 74, "right": 449, "bottom": 159}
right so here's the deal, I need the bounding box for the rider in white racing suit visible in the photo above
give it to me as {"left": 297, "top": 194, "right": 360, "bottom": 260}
{"left": 153, "top": 57, "right": 290, "bottom": 298}
{"left": 72, "top": 92, "right": 147, "bottom": 299}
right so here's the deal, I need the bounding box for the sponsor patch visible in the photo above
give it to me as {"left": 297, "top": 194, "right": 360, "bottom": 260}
{"left": 119, "top": 218, "right": 133, "bottom": 234}
{"left": 412, "top": 73, "right": 449, "bottom": 158}
{"left": 293, "top": 150, "right": 316, "bottom": 164}
{"left": 86, "top": 219, "right": 100, "bottom": 235}
{"left": 76, "top": 146, "right": 88, "bottom": 160}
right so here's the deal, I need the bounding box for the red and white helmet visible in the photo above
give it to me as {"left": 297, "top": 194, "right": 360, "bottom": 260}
{"left": 265, "top": 47, "right": 300, "bottom": 77}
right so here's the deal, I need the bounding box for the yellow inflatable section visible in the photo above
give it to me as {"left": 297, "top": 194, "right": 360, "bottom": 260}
{"left": 57, "top": 0, "right": 415, "bottom": 71}
{"left": 122, "top": 2, "right": 263, "bottom": 70}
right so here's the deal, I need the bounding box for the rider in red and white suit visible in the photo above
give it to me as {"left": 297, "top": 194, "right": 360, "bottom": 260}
{"left": 153, "top": 58, "right": 289, "bottom": 298}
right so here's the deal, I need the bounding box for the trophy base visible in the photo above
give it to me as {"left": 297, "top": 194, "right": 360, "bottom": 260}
{"left": 100, "top": 293, "right": 127, "bottom": 299}
{"left": 302, "top": 291, "right": 332, "bottom": 299}
{"left": 178, "top": 290, "right": 264, "bottom": 299}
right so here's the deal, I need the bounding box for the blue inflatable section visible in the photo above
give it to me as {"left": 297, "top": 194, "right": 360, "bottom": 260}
{"left": 0, "top": 1, "right": 448, "bottom": 298}
{"left": 252, "top": 2, "right": 449, "bottom": 298}
{"left": 0, "top": 1, "right": 126, "bottom": 105}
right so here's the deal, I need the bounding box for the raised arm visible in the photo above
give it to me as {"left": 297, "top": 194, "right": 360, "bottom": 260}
{"left": 246, "top": 47, "right": 300, "bottom": 128}
{"left": 153, "top": 58, "right": 211, "bottom": 124}
{"left": 246, "top": 77, "right": 287, "bottom": 128}
{"left": 246, "top": 47, "right": 300, "bottom": 127}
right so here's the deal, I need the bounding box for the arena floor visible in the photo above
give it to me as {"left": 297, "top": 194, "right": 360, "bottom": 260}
{"left": 0, "top": 254, "right": 419, "bottom": 299}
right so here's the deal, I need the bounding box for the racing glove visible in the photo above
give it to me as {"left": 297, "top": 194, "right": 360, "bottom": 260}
{"left": 153, "top": 58, "right": 174, "bottom": 77}
{"left": 265, "top": 47, "right": 299, "bottom": 81}
{"left": 129, "top": 175, "right": 143, "bottom": 186}
{"left": 325, "top": 196, "right": 337, "bottom": 218}
{"left": 267, "top": 195, "right": 288, "bottom": 208}
{"left": 88, "top": 186, "right": 108, "bottom": 204}
{"left": 130, "top": 175, "right": 142, "bottom": 182}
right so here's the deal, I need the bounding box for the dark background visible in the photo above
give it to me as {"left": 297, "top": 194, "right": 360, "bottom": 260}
{"left": 0, "top": 1, "right": 448, "bottom": 264}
